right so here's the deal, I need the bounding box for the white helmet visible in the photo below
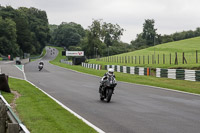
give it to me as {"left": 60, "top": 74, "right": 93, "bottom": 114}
{"left": 108, "top": 68, "right": 114, "bottom": 75}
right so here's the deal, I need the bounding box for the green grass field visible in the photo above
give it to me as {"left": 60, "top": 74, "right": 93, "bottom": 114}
{"left": 2, "top": 78, "right": 97, "bottom": 133}
{"left": 89, "top": 37, "right": 200, "bottom": 69}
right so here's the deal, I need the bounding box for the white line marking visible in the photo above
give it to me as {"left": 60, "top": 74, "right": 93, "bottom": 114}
{"left": 9, "top": 76, "right": 24, "bottom": 80}
{"left": 15, "top": 65, "right": 26, "bottom": 80}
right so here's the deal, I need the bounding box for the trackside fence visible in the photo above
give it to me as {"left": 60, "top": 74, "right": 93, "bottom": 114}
{"left": 82, "top": 63, "right": 101, "bottom": 70}
{"left": 99, "top": 50, "right": 200, "bottom": 65}
{"left": 0, "top": 92, "right": 30, "bottom": 133}
{"left": 156, "top": 68, "right": 200, "bottom": 82}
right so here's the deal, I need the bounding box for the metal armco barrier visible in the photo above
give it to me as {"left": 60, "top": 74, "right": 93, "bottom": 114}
{"left": 0, "top": 93, "right": 30, "bottom": 133}
{"left": 105, "top": 65, "right": 151, "bottom": 76}
{"left": 60, "top": 59, "right": 73, "bottom": 65}
{"left": 156, "top": 68, "right": 200, "bottom": 82}
{"left": 82, "top": 63, "right": 101, "bottom": 70}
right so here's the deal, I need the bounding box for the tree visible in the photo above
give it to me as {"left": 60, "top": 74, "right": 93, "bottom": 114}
{"left": 0, "top": 5, "right": 50, "bottom": 56}
{"left": 14, "top": 11, "right": 33, "bottom": 54}
{"left": 131, "top": 33, "right": 147, "bottom": 49}
{"left": 0, "top": 17, "right": 19, "bottom": 56}
{"left": 101, "top": 22, "right": 124, "bottom": 46}
{"left": 84, "top": 19, "right": 124, "bottom": 57}
{"left": 142, "top": 19, "right": 157, "bottom": 46}
{"left": 160, "top": 35, "right": 174, "bottom": 43}
{"left": 18, "top": 7, "right": 50, "bottom": 53}
{"left": 52, "top": 22, "right": 85, "bottom": 48}
{"left": 194, "top": 27, "right": 200, "bottom": 37}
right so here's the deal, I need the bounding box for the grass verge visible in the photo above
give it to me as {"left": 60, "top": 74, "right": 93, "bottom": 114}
{"left": 50, "top": 47, "right": 200, "bottom": 95}
{"left": 2, "top": 78, "right": 97, "bottom": 133}
{"left": 30, "top": 47, "right": 47, "bottom": 62}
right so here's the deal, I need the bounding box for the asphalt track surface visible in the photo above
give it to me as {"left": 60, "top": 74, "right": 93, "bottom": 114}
{"left": 2, "top": 47, "right": 200, "bottom": 133}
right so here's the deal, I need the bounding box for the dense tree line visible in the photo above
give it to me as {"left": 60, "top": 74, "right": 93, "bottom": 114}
{"left": 50, "top": 20, "right": 129, "bottom": 58}
{"left": 131, "top": 19, "right": 200, "bottom": 50}
{"left": 2, "top": 5, "right": 197, "bottom": 59}
{"left": 0, "top": 6, "right": 50, "bottom": 58}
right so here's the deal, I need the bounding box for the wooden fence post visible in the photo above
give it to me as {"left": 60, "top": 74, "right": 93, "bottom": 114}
{"left": 196, "top": 50, "right": 198, "bottom": 63}
{"left": 183, "top": 52, "right": 187, "bottom": 64}
{"left": 135, "top": 56, "right": 136, "bottom": 64}
{"left": 170, "top": 53, "right": 171, "bottom": 65}
{"left": 132, "top": 56, "right": 133, "bottom": 64}
{"left": 139, "top": 56, "right": 140, "bottom": 64}
{"left": 163, "top": 54, "right": 165, "bottom": 64}
{"left": 143, "top": 56, "right": 145, "bottom": 64}
{"left": 175, "top": 52, "right": 178, "bottom": 65}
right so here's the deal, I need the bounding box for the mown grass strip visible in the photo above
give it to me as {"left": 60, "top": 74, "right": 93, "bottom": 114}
{"left": 2, "top": 78, "right": 97, "bottom": 133}
{"left": 50, "top": 47, "right": 200, "bottom": 95}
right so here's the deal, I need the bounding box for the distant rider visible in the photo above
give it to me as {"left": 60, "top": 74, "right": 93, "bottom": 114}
{"left": 39, "top": 61, "right": 44, "bottom": 66}
{"left": 99, "top": 68, "right": 115, "bottom": 93}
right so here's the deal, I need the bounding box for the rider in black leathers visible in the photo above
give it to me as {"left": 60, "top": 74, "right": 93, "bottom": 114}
{"left": 99, "top": 68, "right": 115, "bottom": 93}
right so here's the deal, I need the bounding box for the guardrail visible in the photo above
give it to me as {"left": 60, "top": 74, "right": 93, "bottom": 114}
{"left": 105, "top": 65, "right": 151, "bottom": 76}
{"left": 156, "top": 68, "right": 200, "bottom": 82}
{"left": 60, "top": 59, "right": 73, "bottom": 65}
{"left": 82, "top": 63, "right": 102, "bottom": 70}
{"left": 0, "top": 92, "right": 30, "bottom": 133}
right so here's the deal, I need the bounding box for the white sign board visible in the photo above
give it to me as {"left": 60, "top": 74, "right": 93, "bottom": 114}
{"left": 66, "top": 51, "right": 84, "bottom": 56}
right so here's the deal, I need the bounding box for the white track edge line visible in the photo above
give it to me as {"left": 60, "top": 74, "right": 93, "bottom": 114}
{"left": 15, "top": 65, "right": 26, "bottom": 80}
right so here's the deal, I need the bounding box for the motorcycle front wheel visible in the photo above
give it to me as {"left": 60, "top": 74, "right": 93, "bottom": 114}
{"left": 105, "top": 89, "right": 113, "bottom": 103}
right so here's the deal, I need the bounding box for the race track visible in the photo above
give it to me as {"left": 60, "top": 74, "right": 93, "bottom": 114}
{"left": 23, "top": 47, "right": 200, "bottom": 133}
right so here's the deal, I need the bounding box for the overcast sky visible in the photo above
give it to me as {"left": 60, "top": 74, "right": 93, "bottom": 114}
{"left": 1, "top": 0, "right": 200, "bottom": 43}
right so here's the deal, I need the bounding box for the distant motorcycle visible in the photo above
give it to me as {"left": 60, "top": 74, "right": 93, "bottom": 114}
{"left": 38, "top": 64, "right": 43, "bottom": 71}
{"left": 99, "top": 75, "right": 117, "bottom": 102}
{"left": 38, "top": 61, "right": 44, "bottom": 71}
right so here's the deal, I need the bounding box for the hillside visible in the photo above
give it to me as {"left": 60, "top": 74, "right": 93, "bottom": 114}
{"left": 89, "top": 37, "right": 200, "bottom": 69}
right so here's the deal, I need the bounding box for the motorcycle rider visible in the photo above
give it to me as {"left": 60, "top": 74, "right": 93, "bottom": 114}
{"left": 39, "top": 61, "right": 44, "bottom": 66}
{"left": 99, "top": 68, "right": 115, "bottom": 93}
{"left": 38, "top": 61, "right": 44, "bottom": 70}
